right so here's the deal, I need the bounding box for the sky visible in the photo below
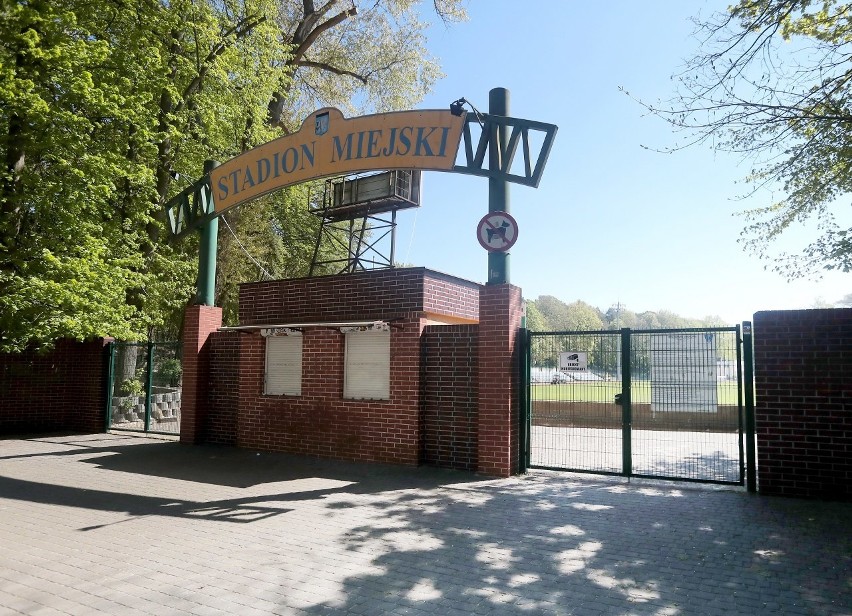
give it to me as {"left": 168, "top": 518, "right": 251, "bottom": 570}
{"left": 389, "top": 0, "right": 852, "bottom": 324}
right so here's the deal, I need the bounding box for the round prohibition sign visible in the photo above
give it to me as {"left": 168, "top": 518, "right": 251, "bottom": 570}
{"left": 477, "top": 211, "right": 519, "bottom": 252}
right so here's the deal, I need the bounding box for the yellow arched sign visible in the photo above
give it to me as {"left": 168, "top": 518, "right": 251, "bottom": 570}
{"left": 210, "top": 108, "right": 465, "bottom": 215}
{"left": 165, "top": 105, "right": 557, "bottom": 239}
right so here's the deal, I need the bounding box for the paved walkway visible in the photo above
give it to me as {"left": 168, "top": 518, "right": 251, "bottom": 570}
{"left": 0, "top": 433, "right": 849, "bottom": 615}
{"left": 530, "top": 426, "right": 741, "bottom": 482}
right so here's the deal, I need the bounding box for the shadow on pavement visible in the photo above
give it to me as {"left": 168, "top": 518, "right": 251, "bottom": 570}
{"left": 1, "top": 434, "right": 850, "bottom": 614}
{"left": 0, "top": 433, "right": 490, "bottom": 526}
{"left": 1, "top": 432, "right": 483, "bottom": 489}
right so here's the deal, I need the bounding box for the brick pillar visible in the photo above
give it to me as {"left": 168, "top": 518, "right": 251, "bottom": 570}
{"left": 477, "top": 284, "right": 523, "bottom": 477}
{"left": 72, "top": 337, "right": 114, "bottom": 433}
{"left": 753, "top": 308, "right": 852, "bottom": 499}
{"left": 180, "top": 304, "right": 222, "bottom": 444}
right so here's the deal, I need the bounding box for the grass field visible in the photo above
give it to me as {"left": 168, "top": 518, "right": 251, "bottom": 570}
{"left": 530, "top": 380, "right": 741, "bottom": 406}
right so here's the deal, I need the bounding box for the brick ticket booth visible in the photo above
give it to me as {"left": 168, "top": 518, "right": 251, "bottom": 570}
{"left": 181, "top": 267, "right": 523, "bottom": 477}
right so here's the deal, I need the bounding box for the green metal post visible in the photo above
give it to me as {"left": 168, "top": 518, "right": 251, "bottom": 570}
{"left": 487, "top": 87, "right": 510, "bottom": 285}
{"left": 105, "top": 342, "right": 115, "bottom": 432}
{"left": 519, "top": 328, "right": 531, "bottom": 473}
{"left": 735, "top": 324, "right": 745, "bottom": 485}
{"left": 620, "top": 328, "right": 632, "bottom": 477}
{"left": 197, "top": 159, "right": 220, "bottom": 305}
{"left": 742, "top": 321, "right": 757, "bottom": 493}
{"left": 144, "top": 341, "right": 154, "bottom": 432}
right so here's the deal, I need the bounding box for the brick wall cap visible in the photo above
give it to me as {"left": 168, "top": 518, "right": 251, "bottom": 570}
{"left": 220, "top": 319, "right": 392, "bottom": 331}
{"left": 240, "top": 266, "right": 481, "bottom": 292}
{"left": 755, "top": 308, "right": 852, "bottom": 320}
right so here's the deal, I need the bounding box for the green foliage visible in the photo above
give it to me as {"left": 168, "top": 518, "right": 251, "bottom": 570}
{"left": 120, "top": 378, "right": 144, "bottom": 397}
{"left": 156, "top": 358, "right": 183, "bottom": 387}
{"left": 530, "top": 296, "right": 729, "bottom": 333}
{"left": 532, "top": 296, "right": 604, "bottom": 331}
{"left": 524, "top": 300, "right": 548, "bottom": 331}
{"left": 564, "top": 300, "right": 604, "bottom": 331}
{"left": 641, "top": 0, "right": 852, "bottom": 278}
{"left": 0, "top": 0, "right": 466, "bottom": 351}
{"left": 272, "top": 1, "right": 465, "bottom": 125}
{"left": 1, "top": 2, "right": 144, "bottom": 350}
{"left": 528, "top": 296, "right": 737, "bottom": 373}
{"left": 215, "top": 182, "right": 329, "bottom": 325}
{"left": 0, "top": 0, "right": 285, "bottom": 350}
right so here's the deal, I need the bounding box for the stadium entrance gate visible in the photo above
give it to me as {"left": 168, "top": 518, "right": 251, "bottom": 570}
{"left": 106, "top": 341, "right": 183, "bottom": 436}
{"left": 523, "top": 327, "right": 746, "bottom": 485}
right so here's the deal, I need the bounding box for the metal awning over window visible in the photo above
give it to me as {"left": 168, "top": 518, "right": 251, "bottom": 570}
{"left": 220, "top": 320, "right": 391, "bottom": 336}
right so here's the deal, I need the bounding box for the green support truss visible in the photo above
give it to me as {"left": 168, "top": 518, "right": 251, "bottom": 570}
{"left": 453, "top": 112, "right": 557, "bottom": 188}
{"left": 165, "top": 176, "right": 217, "bottom": 240}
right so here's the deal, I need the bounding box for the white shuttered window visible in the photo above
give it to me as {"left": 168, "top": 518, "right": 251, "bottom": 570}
{"left": 265, "top": 333, "right": 302, "bottom": 396}
{"left": 344, "top": 330, "right": 390, "bottom": 400}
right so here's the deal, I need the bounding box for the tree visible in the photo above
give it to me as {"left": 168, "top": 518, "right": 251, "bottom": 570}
{"left": 267, "top": 0, "right": 464, "bottom": 129}
{"left": 0, "top": 0, "right": 286, "bottom": 350}
{"left": 532, "top": 295, "right": 570, "bottom": 331}
{"left": 604, "top": 303, "right": 638, "bottom": 330}
{"left": 564, "top": 300, "right": 605, "bottom": 331}
{"left": 524, "top": 300, "right": 547, "bottom": 331}
{"left": 637, "top": 0, "right": 852, "bottom": 278}
{"left": 1, "top": 0, "right": 158, "bottom": 349}
{"left": 215, "top": 0, "right": 468, "bottom": 323}
{"left": 0, "top": 0, "right": 466, "bottom": 352}
{"left": 528, "top": 296, "right": 606, "bottom": 370}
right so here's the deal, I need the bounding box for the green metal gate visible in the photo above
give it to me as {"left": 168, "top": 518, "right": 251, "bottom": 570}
{"left": 523, "top": 327, "right": 751, "bottom": 486}
{"left": 106, "top": 342, "right": 183, "bottom": 436}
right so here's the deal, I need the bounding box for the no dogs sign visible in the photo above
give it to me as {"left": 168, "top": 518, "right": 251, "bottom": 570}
{"left": 477, "top": 211, "right": 518, "bottom": 252}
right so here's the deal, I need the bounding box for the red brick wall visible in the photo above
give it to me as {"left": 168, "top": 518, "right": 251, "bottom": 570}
{"left": 753, "top": 308, "right": 852, "bottom": 500}
{"left": 477, "top": 284, "right": 523, "bottom": 477}
{"left": 206, "top": 331, "right": 240, "bottom": 445}
{"left": 226, "top": 269, "right": 475, "bottom": 463}
{"left": 198, "top": 269, "right": 521, "bottom": 475}
{"left": 421, "top": 325, "right": 479, "bottom": 470}
{"left": 0, "top": 338, "right": 110, "bottom": 435}
{"left": 180, "top": 305, "right": 223, "bottom": 444}
{"left": 423, "top": 272, "right": 479, "bottom": 321}
{"left": 226, "top": 321, "right": 422, "bottom": 465}
{"left": 240, "top": 267, "right": 479, "bottom": 324}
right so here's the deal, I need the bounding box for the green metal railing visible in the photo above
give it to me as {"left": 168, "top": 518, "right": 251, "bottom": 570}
{"left": 106, "top": 341, "right": 183, "bottom": 436}
{"left": 525, "top": 327, "right": 748, "bottom": 485}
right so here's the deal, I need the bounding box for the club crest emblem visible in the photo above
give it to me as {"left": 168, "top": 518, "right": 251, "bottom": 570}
{"left": 315, "top": 112, "right": 329, "bottom": 136}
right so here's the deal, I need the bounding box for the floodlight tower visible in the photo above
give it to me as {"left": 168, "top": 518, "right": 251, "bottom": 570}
{"left": 308, "top": 169, "right": 421, "bottom": 275}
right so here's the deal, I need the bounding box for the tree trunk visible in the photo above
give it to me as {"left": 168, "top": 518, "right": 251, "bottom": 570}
{"left": 1, "top": 49, "right": 29, "bottom": 258}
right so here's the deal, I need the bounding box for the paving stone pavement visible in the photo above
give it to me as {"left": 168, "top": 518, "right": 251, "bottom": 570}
{"left": 0, "top": 433, "right": 850, "bottom": 616}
